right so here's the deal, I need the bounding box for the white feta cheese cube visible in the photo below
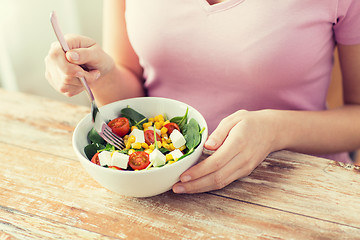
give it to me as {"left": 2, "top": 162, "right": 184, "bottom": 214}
{"left": 111, "top": 151, "right": 129, "bottom": 169}
{"left": 169, "top": 149, "right": 183, "bottom": 160}
{"left": 149, "top": 148, "right": 166, "bottom": 167}
{"left": 98, "top": 151, "right": 112, "bottom": 166}
{"left": 169, "top": 129, "right": 186, "bottom": 148}
{"left": 129, "top": 128, "right": 145, "bottom": 143}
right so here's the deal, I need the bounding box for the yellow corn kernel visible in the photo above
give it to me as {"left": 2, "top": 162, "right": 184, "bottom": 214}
{"left": 149, "top": 144, "right": 155, "bottom": 150}
{"left": 163, "top": 120, "right": 170, "bottom": 125}
{"left": 131, "top": 142, "right": 142, "bottom": 149}
{"left": 128, "top": 135, "right": 136, "bottom": 143}
{"left": 179, "top": 145, "right": 186, "bottom": 151}
{"left": 160, "top": 127, "right": 168, "bottom": 134}
{"left": 143, "top": 122, "right": 153, "bottom": 129}
{"left": 145, "top": 149, "right": 153, "bottom": 154}
{"left": 131, "top": 126, "right": 138, "bottom": 131}
{"left": 154, "top": 114, "right": 164, "bottom": 122}
{"left": 148, "top": 117, "right": 154, "bottom": 123}
{"left": 141, "top": 142, "right": 149, "bottom": 149}
{"left": 125, "top": 141, "right": 132, "bottom": 149}
{"left": 156, "top": 141, "right": 162, "bottom": 148}
{"left": 168, "top": 160, "right": 175, "bottom": 164}
{"left": 128, "top": 149, "right": 135, "bottom": 155}
{"left": 123, "top": 135, "right": 129, "bottom": 141}
{"left": 165, "top": 137, "right": 171, "bottom": 143}
{"left": 154, "top": 121, "right": 162, "bottom": 129}
{"left": 169, "top": 143, "right": 175, "bottom": 151}
{"left": 162, "top": 142, "right": 169, "bottom": 149}
{"left": 166, "top": 154, "right": 173, "bottom": 161}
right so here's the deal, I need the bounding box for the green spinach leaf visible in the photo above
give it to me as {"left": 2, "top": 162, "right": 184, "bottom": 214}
{"left": 84, "top": 143, "right": 105, "bottom": 160}
{"left": 120, "top": 107, "right": 148, "bottom": 129}
{"left": 184, "top": 118, "right": 201, "bottom": 151}
{"left": 170, "top": 107, "right": 188, "bottom": 132}
{"left": 88, "top": 127, "right": 106, "bottom": 145}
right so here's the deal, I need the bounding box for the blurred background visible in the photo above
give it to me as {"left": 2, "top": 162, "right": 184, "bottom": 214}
{"left": 0, "top": 0, "right": 102, "bottom": 106}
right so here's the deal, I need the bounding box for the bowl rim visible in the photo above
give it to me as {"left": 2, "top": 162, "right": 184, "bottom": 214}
{"left": 72, "top": 97, "right": 208, "bottom": 176}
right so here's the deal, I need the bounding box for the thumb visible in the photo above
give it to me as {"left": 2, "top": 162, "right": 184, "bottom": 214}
{"left": 205, "top": 114, "right": 240, "bottom": 150}
{"left": 66, "top": 48, "right": 97, "bottom": 67}
{"left": 205, "top": 128, "right": 227, "bottom": 151}
{"left": 66, "top": 45, "right": 112, "bottom": 74}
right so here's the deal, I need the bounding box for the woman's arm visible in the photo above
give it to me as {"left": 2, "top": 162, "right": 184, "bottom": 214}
{"left": 276, "top": 43, "right": 360, "bottom": 154}
{"left": 173, "top": 43, "right": 360, "bottom": 194}
{"left": 90, "top": 0, "right": 145, "bottom": 106}
{"left": 45, "top": 0, "right": 145, "bottom": 105}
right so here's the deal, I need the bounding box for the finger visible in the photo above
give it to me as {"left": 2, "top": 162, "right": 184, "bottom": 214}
{"left": 49, "top": 79, "right": 83, "bottom": 97}
{"left": 64, "top": 34, "right": 96, "bottom": 50}
{"left": 65, "top": 44, "right": 102, "bottom": 68}
{"left": 173, "top": 152, "right": 252, "bottom": 194}
{"left": 180, "top": 123, "right": 245, "bottom": 183}
{"left": 205, "top": 111, "right": 245, "bottom": 150}
{"left": 57, "top": 78, "right": 84, "bottom": 96}
{"left": 77, "top": 70, "right": 101, "bottom": 85}
{"left": 47, "top": 43, "right": 83, "bottom": 77}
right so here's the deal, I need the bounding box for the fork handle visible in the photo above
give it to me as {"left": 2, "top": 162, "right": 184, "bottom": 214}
{"left": 78, "top": 77, "right": 95, "bottom": 101}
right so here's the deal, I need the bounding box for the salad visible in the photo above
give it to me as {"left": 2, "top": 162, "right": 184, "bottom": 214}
{"left": 84, "top": 106, "right": 205, "bottom": 171}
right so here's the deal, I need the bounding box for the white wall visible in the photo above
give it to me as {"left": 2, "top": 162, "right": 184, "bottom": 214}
{"left": 0, "top": 0, "right": 103, "bottom": 106}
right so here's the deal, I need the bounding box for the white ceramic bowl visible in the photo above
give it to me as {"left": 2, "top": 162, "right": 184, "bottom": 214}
{"left": 72, "top": 97, "right": 208, "bottom": 197}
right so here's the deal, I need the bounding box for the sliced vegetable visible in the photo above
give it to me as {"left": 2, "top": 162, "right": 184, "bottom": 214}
{"left": 108, "top": 117, "right": 130, "bottom": 137}
{"left": 91, "top": 152, "right": 100, "bottom": 165}
{"left": 144, "top": 129, "right": 161, "bottom": 145}
{"left": 164, "top": 122, "right": 180, "bottom": 135}
{"left": 129, "top": 151, "right": 150, "bottom": 170}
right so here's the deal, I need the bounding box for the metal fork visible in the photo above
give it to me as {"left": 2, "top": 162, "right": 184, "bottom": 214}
{"left": 50, "top": 11, "right": 125, "bottom": 149}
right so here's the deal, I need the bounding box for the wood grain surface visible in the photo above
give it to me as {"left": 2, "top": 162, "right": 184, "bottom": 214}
{"left": 1, "top": 89, "right": 359, "bottom": 240}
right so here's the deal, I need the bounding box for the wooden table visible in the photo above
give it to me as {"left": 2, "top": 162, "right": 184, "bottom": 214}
{"left": 1, "top": 88, "right": 359, "bottom": 240}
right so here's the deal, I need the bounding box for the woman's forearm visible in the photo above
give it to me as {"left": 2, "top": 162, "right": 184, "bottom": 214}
{"left": 272, "top": 105, "right": 360, "bottom": 154}
{"left": 90, "top": 64, "right": 145, "bottom": 106}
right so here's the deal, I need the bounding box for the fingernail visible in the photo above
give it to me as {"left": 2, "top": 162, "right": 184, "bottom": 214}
{"left": 173, "top": 186, "right": 185, "bottom": 193}
{"left": 205, "top": 138, "right": 216, "bottom": 148}
{"left": 181, "top": 175, "right": 191, "bottom": 182}
{"left": 68, "top": 52, "right": 79, "bottom": 61}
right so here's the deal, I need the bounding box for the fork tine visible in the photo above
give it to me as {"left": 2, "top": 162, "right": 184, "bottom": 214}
{"left": 100, "top": 124, "right": 126, "bottom": 149}
{"left": 103, "top": 129, "right": 126, "bottom": 149}
{"left": 100, "top": 131, "right": 125, "bottom": 150}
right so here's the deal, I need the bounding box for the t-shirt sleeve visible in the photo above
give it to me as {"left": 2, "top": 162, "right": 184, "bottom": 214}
{"left": 333, "top": 0, "right": 360, "bottom": 45}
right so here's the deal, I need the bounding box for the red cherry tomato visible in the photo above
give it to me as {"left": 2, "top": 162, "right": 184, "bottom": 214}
{"left": 107, "top": 117, "right": 130, "bottom": 137}
{"left": 144, "top": 129, "right": 161, "bottom": 145}
{"left": 91, "top": 152, "right": 100, "bottom": 165}
{"left": 164, "top": 122, "right": 180, "bottom": 135}
{"left": 128, "top": 151, "right": 150, "bottom": 170}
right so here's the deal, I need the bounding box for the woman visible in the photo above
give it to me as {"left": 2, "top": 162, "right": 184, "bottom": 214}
{"left": 45, "top": 0, "right": 360, "bottom": 194}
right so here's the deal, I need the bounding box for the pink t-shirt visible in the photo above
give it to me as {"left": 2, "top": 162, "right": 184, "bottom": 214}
{"left": 125, "top": 0, "right": 360, "bottom": 162}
